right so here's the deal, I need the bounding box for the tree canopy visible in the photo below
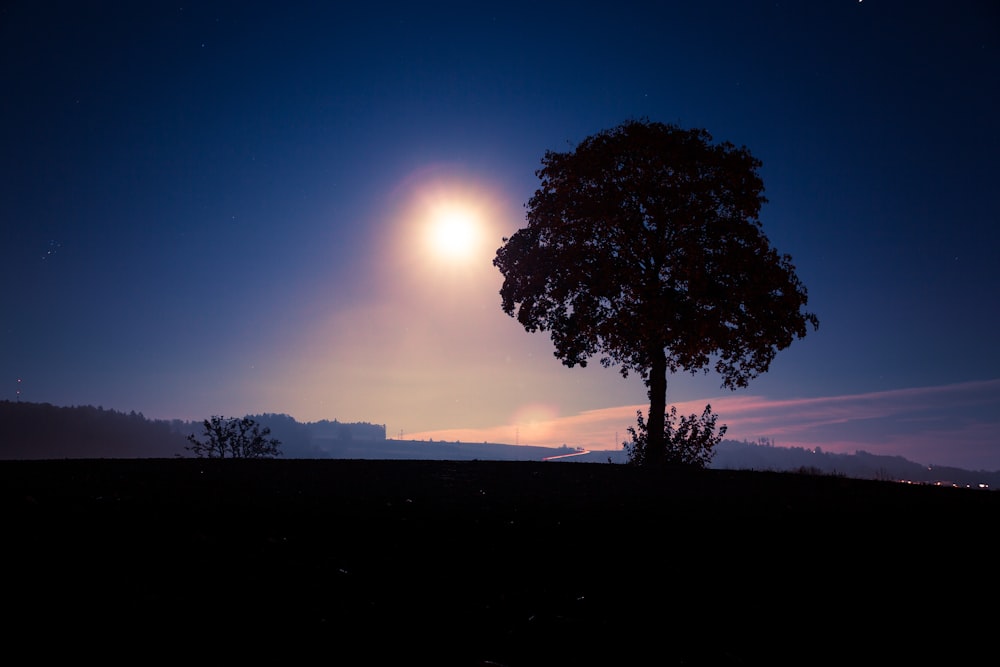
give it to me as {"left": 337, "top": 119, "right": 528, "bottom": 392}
{"left": 493, "top": 119, "right": 818, "bottom": 465}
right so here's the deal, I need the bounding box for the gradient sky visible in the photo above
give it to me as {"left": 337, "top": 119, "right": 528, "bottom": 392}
{"left": 2, "top": 1, "right": 998, "bottom": 469}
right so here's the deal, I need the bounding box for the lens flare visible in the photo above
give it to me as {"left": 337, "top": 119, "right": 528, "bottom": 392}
{"left": 509, "top": 403, "right": 561, "bottom": 443}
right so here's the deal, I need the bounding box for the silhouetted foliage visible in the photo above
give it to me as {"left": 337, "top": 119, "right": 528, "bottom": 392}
{"left": 494, "top": 119, "right": 818, "bottom": 465}
{"left": 623, "top": 404, "right": 727, "bottom": 468}
{"left": 186, "top": 415, "right": 282, "bottom": 459}
{"left": 0, "top": 400, "right": 188, "bottom": 458}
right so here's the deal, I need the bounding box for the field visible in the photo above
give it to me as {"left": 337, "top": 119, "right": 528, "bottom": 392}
{"left": 3, "top": 458, "right": 996, "bottom": 664}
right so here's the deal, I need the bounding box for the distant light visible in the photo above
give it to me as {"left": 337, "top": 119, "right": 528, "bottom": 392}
{"left": 428, "top": 206, "right": 478, "bottom": 260}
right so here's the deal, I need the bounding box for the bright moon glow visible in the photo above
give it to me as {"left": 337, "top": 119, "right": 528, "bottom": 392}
{"left": 427, "top": 205, "right": 480, "bottom": 261}
{"left": 382, "top": 165, "right": 512, "bottom": 292}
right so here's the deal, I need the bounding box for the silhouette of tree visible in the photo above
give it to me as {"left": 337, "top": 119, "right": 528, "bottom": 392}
{"left": 623, "top": 404, "right": 727, "bottom": 467}
{"left": 494, "top": 119, "right": 818, "bottom": 466}
{"left": 0, "top": 401, "right": 189, "bottom": 458}
{"left": 186, "top": 415, "right": 282, "bottom": 458}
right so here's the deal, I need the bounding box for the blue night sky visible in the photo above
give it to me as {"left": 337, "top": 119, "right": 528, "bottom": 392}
{"left": 2, "top": 1, "right": 998, "bottom": 469}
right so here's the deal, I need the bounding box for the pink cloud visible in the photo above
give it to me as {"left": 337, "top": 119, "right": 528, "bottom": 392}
{"left": 405, "top": 378, "right": 1000, "bottom": 470}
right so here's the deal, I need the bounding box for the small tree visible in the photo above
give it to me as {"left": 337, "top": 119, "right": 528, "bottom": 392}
{"left": 623, "top": 404, "right": 727, "bottom": 468}
{"left": 186, "top": 415, "right": 282, "bottom": 459}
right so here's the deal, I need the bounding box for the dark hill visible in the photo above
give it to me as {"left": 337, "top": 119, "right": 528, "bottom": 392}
{"left": 6, "top": 400, "right": 998, "bottom": 489}
{"left": 3, "top": 458, "right": 995, "bottom": 664}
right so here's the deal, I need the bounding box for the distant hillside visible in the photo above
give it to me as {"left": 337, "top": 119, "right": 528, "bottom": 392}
{"left": 708, "top": 439, "right": 1000, "bottom": 489}
{"left": 0, "top": 401, "right": 384, "bottom": 460}
{"left": 0, "top": 401, "right": 188, "bottom": 458}
{"left": 2, "top": 401, "right": 996, "bottom": 488}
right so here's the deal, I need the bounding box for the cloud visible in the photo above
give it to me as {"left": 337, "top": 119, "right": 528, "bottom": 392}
{"left": 406, "top": 379, "right": 1000, "bottom": 470}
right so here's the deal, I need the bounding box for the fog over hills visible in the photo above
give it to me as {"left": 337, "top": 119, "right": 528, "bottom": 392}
{"left": 2, "top": 401, "right": 997, "bottom": 489}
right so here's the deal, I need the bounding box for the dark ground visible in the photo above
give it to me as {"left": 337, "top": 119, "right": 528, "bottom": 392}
{"left": 2, "top": 458, "right": 996, "bottom": 664}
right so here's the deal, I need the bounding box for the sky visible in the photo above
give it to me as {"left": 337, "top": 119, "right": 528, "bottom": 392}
{"left": 2, "top": 1, "right": 998, "bottom": 470}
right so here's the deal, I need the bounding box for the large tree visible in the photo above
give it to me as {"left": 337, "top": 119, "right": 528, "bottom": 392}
{"left": 493, "top": 119, "right": 818, "bottom": 466}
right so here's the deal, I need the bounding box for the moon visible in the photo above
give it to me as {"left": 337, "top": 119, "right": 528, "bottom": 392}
{"left": 427, "top": 204, "right": 480, "bottom": 261}
{"left": 382, "top": 166, "right": 508, "bottom": 290}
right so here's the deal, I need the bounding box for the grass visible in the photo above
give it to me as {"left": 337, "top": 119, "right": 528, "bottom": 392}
{"left": 3, "top": 458, "right": 996, "bottom": 664}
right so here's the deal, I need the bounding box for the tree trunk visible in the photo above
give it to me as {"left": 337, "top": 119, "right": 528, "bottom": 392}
{"left": 645, "top": 348, "right": 668, "bottom": 466}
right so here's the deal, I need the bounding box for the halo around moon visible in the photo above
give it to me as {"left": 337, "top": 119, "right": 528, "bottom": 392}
{"left": 381, "top": 164, "right": 511, "bottom": 295}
